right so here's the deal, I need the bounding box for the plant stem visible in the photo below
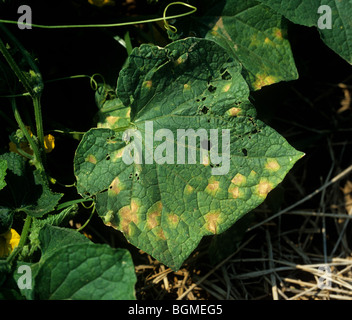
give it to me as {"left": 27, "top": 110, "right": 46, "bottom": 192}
{"left": 33, "top": 96, "right": 45, "bottom": 149}
{"left": 6, "top": 215, "right": 32, "bottom": 265}
{"left": 11, "top": 98, "right": 44, "bottom": 172}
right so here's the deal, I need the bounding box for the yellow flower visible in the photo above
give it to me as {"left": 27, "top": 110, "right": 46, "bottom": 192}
{"left": 9, "top": 127, "right": 55, "bottom": 155}
{"left": 0, "top": 229, "right": 21, "bottom": 257}
{"left": 88, "top": 0, "right": 115, "bottom": 7}
{"left": 44, "top": 134, "right": 55, "bottom": 153}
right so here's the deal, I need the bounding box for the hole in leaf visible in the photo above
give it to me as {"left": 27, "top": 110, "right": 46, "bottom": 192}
{"left": 201, "top": 139, "right": 212, "bottom": 150}
{"left": 222, "top": 71, "right": 232, "bottom": 80}
{"left": 208, "top": 85, "right": 217, "bottom": 93}
{"left": 106, "top": 154, "right": 111, "bottom": 161}
{"left": 200, "top": 106, "right": 209, "bottom": 114}
{"left": 242, "top": 148, "right": 248, "bottom": 156}
{"left": 201, "top": 97, "right": 206, "bottom": 101}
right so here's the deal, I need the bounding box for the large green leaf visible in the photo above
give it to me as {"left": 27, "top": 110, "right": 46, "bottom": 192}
{"left": 257, "top": 0, "right": 352, "bottom": 64}
{"left": 32, "top": 225, "right": 137, "bottom": 300}
{"left": 171, "top": 0, "right": 298, "bottom": 90}
{"left": 74, "top": 38, "right": 303, "bottom": 270}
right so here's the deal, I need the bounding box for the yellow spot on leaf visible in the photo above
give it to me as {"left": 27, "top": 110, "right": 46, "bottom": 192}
{"left": 265, "top": 159, "right": 280, "bottom": 172}
{"left": 184, "top": 184, "right": 194, "bottom": 195}
{"left": 256, "top": 179, "right": 274, "bottom": 198}
{"left": 112, "top": 148, "right": 124, "bottom": 162}
{"left": 253, "top": 74, "right": 276, "bottom": 90}
{"left": 205, "top": 178, "right": 220, "bottom": 195}
{"left": 205, "top": 211, "right": 221, "bottom": 234}
{"left": 147, "top": 201, "right": 163, "bottom": 230}
{"left": 228, "top": 185, "right": 240, "bottom": 199}
{"left": 86, "top": 154, "right": 97, "bottom": 165}
{"left": 168, "top": 213, "right": 179, "bottom": 226}
{"left": 142, "top": 80, "right": 153, "bottom": 89}
{"left": 118, "top": 199, "right": 140, "bottom": 235}
{"left": 183, "top": 83, "right": 191, "bottom": 90}
{"left": 231, "top": 173, "right": 246, "bottom": 186}
{"left": 202, "top": 155, "right": 210, "bottom": 166}
{"left": 223, "top": 84, "right": 231, "bottom": 92}
{"left": 106, "top": 116, "right": 119, "bottom": 127}
{"left": 274, "top": 28, "right": 283, "bottom": 40}
{"left": 156, "top": 229, "right": 166, "bottom": 240}
{"left": 227, "top": 107, "right": 241, "bottom": 117}
{"left": 109, "top": 177, "right": 122, "bottom": 195}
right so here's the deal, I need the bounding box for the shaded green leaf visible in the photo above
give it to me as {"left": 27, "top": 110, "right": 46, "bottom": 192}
{"left": 0, "top": 153, "right": 63, "bottom": 218}
{"left": 0, "top": 159, "right": 6, "bottom": 191}
{"left": 172, "top": 0, "right": 298, "bottom": 90}
{"left": 257, "top": 0, "right": 352, "bottom": 64}
{"left": 33, "top": 226, "right": 136, "bottom": 300}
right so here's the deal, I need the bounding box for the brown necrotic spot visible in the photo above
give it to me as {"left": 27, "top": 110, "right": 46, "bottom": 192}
{"left": 265, "top": 159, "right": 280, "bottom": 172}
{"left": 205, "top": 211, "right": 221, "bottom": 234}
{"left": 109, "top": 177, "right": 122, "bottom": 195}
{"left": 118, "top": 200, "right": 140, "bottom": 235}
{"left": 146, "top": 201, "right": 163, "bottom": 230}
{"left": 256, "top": 179, "right": 274, "bottom": 198}
{"left": 85, "top": 154, "right": 97, "bottom": 165}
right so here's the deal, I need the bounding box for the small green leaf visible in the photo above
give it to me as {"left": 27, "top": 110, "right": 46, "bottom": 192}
{"left": 33, "top": 226, "right": 136, "bottom": 300}
{"left": 0, "top": 153, "right": 63, "bottom": 218}
{"left": 74, "top": 38, "right": 303, "bottom": 270}
{"left": 0, "top": 159, "right": 7, "bottom": 191}
{"left": 0, "top": 207, "right": 13, "bottom": 234}
{"left": 257, "top": 0, "right": 352, "bottom": 64}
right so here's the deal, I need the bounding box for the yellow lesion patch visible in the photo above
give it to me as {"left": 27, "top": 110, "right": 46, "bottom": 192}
{"left": 146, "top": 201, "right": 163, "bottom": 230}
{"left": 184, "top": 184, "right": 194, "bottom": 195}
{"left": 228, "top": 185, "right": 240, "bottom": 199}
{"left": 109, "top": 177, "right": 122, "bottom": 195}
{"left": 223, "top": 84, "right": 231, "bottom": 92}
{"left": 156, "top": 229, "right": 166, "bottom": 240}
{"left": 168, "top": 213, "right": 179, "bottom": 226}
{"left": 112, "top": 148, "right": 124, "bottom": 162}
{"left": 205, "top": 177, "right": 220, "bottom": 195}
{"left": 202, "top": 154, "right": 210, "bottom": 166}
{"left": 231, "top": 173, "right": 246, "bottom": 186}
{"left": 142, "top": 80, "right": 153, "bottom": 89}
{"left": 253, "top": 74, "right": 277, "bottom": 90}
{"left": 227, "top": 107, "right": 241, "bottom": 117}
{"left": 265, "top": 159, "right": 280, "bottom": 172}
{"left": 85, "top": 154, "right": 97, "bottom": 165}
{"left": 256, "top": 179, "right": 274, "bottom": 198}
{"left": 205, "top": 211, "right": 221, "bottom": 234}
{"left": 264, "top": 37, "right": 271, "bottom": 44}
{"left": 106, "top": 116, "right": 119, "bottom": 127}
{"left": 273, "top": 28, "right": 283, "bottom": 40}
{"left": 183, "top": 83, "right": 191, "bottom": 90}
{"left": 118, "top": 199, "right": 140, "bottom": 235}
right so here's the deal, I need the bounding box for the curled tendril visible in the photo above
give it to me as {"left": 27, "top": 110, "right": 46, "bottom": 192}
{"left": 90, "top": 73, "right": 105, "bottom": 91}
{"left": 163, "top": 2, "right": 197, "bottom": 33}
{"left": 77, "top": 201, "right": 96, "bottom": 232}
